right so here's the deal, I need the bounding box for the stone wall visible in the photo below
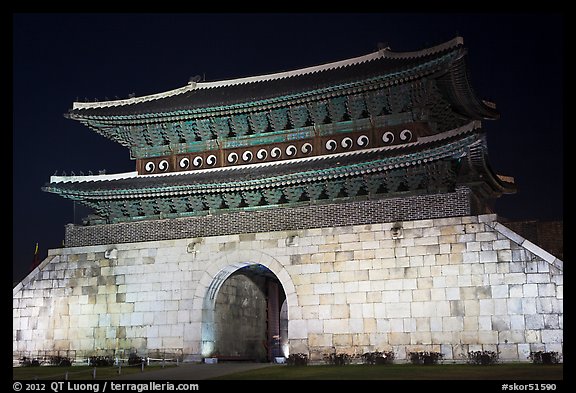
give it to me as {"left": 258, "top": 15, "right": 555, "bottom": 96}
{"left": 13, "top": 214, "right": 563, "bottom": 363}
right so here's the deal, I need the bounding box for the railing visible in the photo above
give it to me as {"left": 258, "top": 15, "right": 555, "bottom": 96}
{"left": 13, "top": 351, "right": 181, "bottom": 380}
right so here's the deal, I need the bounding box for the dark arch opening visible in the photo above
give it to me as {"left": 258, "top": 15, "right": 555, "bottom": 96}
{"left": 212, "top": 264, "right": 287, "bottom": 362}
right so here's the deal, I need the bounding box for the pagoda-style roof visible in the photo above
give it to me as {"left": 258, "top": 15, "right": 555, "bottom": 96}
{"left": 68, "top": 37, "right": 495, "bottom": 119}
{"left": 46, "top": 37, "right": 515, "bottom": 225}
{"left": 64, "top": 37, "right": 498, "bottom": 165}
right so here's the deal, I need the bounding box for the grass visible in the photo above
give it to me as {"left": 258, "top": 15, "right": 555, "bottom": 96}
{"left": 13, "top": 364, "right": 177, "bottom": 380}
{"left": 212, "top": 363, "right": 563, "bottom": 380}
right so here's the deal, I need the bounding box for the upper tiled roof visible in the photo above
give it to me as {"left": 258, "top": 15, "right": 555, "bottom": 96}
{"left": 68, "top": 37, "right": 469, "bottom": 118}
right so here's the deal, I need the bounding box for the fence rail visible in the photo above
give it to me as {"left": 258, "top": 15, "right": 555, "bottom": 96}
{"left": 13, "top": 351, "right": 181, "bottom": 380}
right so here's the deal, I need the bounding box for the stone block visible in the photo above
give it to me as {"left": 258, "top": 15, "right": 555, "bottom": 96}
{"left": 479, "top": 251, "right": 498, "bottom": 263}
{"left": 432, "top": 276, "right": 446, "bottom": 288}
{"left": 361, "top": 318, "right": 376, "bottom": 334}
{"left": 410, "top": 302, "right": 430, "bottom": 318}
{"left": 462, "top": 251, "right": 479, "bottom": 264}
{"left": 385, "top": 302, "right": 410, "bottom": 318}
{"left": 480, "top": 241, "right": 494, "bottom": 251}
{"left": 476, "top": 232, "right": 497, "bottom": 242}
{"left": 317, "top": 305, "right": 331, "bottom": 320}
{"left": 445, "top": 287, "right": 460, "bottom": 300}
{"left": 541, "top": 329, "right": 562, "bottom": 344}
{"left": 492, "top": 284, "right": 509, "bottom": 299}
{"left": 429, "top": 289, "right": 445, "bottom": 303}
{"left": 366, "top": 291, "right": 382, "bottom": 303}
{"left": 399, "top": 290, "right": 413, "bottom": 302}
{"left": 402, "top": 318, "right": 416, "bottom": 332}
{"left": 389, "top": 332, "right": 411, "bottom": 345}
{"left": 525, "top": 315, "right": 544, "bottom": 330}
{"left": 358, "top": 303, "right": 374, "bottom": 319}
{"left": 289, "top": 319, "right": 308, "bottom": 339}
{"left": 526, "top": 273, "right": 551, "bottom": 284}
{"left": 298, "top": 294, "right": 320, "bottom": 306}
{"left": 308, "top": 333, "right": 331, "bottom": 347}
{"left": 331, "top": 304, "right": 350, "bottom": 319}
{"left": 346, "top": 292, "right": 367, "bottom": 304}
{"left": 479, "top": 299, "right": 494, "bottom": 315}
{"left": 522, "top": 283, "right": 538, "bottom": 298}
{"left": 535, "top": 297, "right": 552, "bottom": 314}
{"left": 436, "top": 301, "right": 450, "bottom": 317}
{"left": 442, "top": 317, "right": 463, "bottom": 332}
{"left": 478, "top": 331, "right": 498, "bottom": 344}
{"left": 349, "top": 318, "right": 364, "bottom": 334}
{"left": 412, "top": 289, "right": 431, "bottom": 302}
{"left": 543, "top": 315, "right": 560, "bottom": 329}
{"left": 416, "top": 277, "right": 433, "bottom": 290}
{"left": 358, "top": 280, "right": 371, "bottom": 292}
{"left": 538, "top": 283, "right": 556, "bottom": 297}
{"left": 313, "top": 283, "right": 333, "bottom": 295}
{"left": 323, "top": 319, "right": 350, "bottom": 334}
{"left": 383, "top": 279, "right": 403, "bottom": 291}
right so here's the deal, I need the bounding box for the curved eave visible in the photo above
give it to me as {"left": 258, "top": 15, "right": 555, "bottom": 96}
{"left": 486, "top": 167, "right": 517, "bottom": 195}
{"left": 436, "top": 55, "right": 500, "bottom": 120}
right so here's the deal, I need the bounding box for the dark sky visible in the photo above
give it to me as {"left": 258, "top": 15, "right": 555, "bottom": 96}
{"left": 12, "top": 13, "right": 563, "bottom": 282}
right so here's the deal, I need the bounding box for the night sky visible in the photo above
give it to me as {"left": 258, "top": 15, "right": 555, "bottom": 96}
{"left": 12, "top": 13, "right": 563, "bottom": 283}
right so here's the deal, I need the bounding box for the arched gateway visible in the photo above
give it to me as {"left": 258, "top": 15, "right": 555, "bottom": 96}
{"left": 14, "top": 37, "right": 563, "bottom": 363}
{"left": 191, "top": 250, "right": 298, "bottom": 360}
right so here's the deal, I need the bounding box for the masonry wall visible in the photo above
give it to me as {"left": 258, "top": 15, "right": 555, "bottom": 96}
{"left": 13, "top": 214, "right": 563, "bottom": 363}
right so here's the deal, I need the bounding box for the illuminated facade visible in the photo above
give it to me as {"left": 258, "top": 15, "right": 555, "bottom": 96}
{"left": 13, "top": 38, "right": 562, "bottom": 363}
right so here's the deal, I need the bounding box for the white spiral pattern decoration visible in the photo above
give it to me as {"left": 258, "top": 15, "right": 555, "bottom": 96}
{"left": 227, "top": 152, "right": 239, "bottom": 164}
{"left": 144, "top": 162, "right": 155, "bottom": 173}
{"left": 285, "top": 145, "right": 297, "bottom": 157}
{"left": 257, "top": 148, "right": 267, "bottom": 160}
{"left": 400, "top": 129, "right": 413, "bottom": 141}
{"left": 325, "top": 139, "right": 337, "bottom": 152}
{"left": 271, "top": 147, "right": 282, "bottom": 158}
{"left": 158, "top": 160, "right": 169, "bottom": 172}
{"left": 301, "top": 143, "right": 313, "bottom": 155}
{"left": 242, "top": 151, "right": 253, "bottom": 162}
{"left": 206, "top": 155, "right": 217, "bottom": 166}
{"left": 192, "top": 156, "right": 203, "bottom": 168}
{"left": 357, "top": 135, "right": 369, "bottom": 148}
{"left": 382, "top": 131, "right": 395, "bottom": 144}
{"left": 341, "top": 137, "right": 353, "bottom": 149}
{"left": 179, "top": 157, "right": 190, "bottom": 169}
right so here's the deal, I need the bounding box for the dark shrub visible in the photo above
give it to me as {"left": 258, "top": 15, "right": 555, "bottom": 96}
{"left": 323, "top": 352, "right": 351, "bottom": 366}
{"left": 20, "top": 357, "right": 40, "bottom": 367}
{"left": 467, "top": 351, "right": 499, "bottom": 365}
{"left": 128, "top": 353, "right": 145, "bottom": 366}
{"left": 287, "top": 353, "right": 308, "bottom": 366}
{"left": 49, "top": 355, "right": 72, "bottom": 366}
{"left": 89, "top": 356, "right": 114, "bottom": 367}
{"left": 361, "top": 351, "right": 395, "bottom": 365}
{"left": 529, "top": 351, "right": 560, "bottom": 365}
{"left": 408, "top": 351, "right": 444, "bottom": 365}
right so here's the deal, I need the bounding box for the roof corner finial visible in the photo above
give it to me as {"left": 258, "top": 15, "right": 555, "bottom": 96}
{"left": 377, "top": 42, "right": 390, "bottom": 51}
{"left": 189, "top": 75, "right": 202, "bottom": 83}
